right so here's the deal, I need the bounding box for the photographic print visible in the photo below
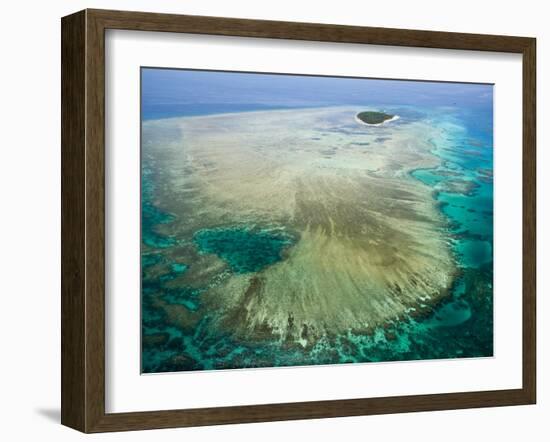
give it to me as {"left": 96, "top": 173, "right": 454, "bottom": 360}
{"left": 140, "top": 68, "right": 494, "bottom": 373}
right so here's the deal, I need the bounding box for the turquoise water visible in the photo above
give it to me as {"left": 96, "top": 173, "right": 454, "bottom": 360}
{"left": 141, "top": 167, "right": 176, "bottom": 249}
{"left": 194, "top": 227, "right": 295, "bottom": 273}
{"left": 141, "top": 70, "right": 493, "bottom": 373}
{"left": 412, "top": 108, "right": 493, "bottom": 271}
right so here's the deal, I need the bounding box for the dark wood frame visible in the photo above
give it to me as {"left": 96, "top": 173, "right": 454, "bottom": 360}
{"left": 61, "top": 8, "right": 536, "bottom": 433}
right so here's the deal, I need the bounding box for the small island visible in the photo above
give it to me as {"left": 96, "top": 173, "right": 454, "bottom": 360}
{"left": 356, "top": 111, "right": 397, "bottom": 126}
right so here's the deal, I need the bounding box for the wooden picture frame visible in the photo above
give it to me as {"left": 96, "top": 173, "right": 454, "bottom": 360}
{"left": 61, "top": 8, "right": 536, "bottom": 433}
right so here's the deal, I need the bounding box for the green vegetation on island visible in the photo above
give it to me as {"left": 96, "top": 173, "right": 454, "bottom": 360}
{"left": 357, "top": 111, "right": 395, "bottom": 125}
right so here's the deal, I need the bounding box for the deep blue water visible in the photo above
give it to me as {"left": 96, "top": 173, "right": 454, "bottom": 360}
{"left": 141, "top": 68, "right": 492, "bottom": 120}
{"left": 141, "top": 68, "right": 493, "bottom": 373}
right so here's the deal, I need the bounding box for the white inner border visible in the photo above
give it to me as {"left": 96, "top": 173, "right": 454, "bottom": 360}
{"left": 105, "top": 29, "right": 523, "bottom": 413}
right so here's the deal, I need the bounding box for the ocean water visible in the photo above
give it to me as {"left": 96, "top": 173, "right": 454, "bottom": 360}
{"left": 141, "top": 68, "right": 493, "bottom": 373}
{"left": 141, "top": 68, "right": 491, "bottom": 120}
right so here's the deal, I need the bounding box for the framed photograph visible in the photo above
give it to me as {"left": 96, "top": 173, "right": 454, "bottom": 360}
{"left": 61, "top": 9, "right": 536, "bottom": 432}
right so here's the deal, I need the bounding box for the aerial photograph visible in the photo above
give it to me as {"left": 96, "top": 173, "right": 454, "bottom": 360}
{"left": 140, "top": 68, "right": 494, "bottom": 373}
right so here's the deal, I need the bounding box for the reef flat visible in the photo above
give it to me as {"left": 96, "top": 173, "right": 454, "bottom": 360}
{"left": 142, "top": 107, "right": 457, "bottom": 350}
